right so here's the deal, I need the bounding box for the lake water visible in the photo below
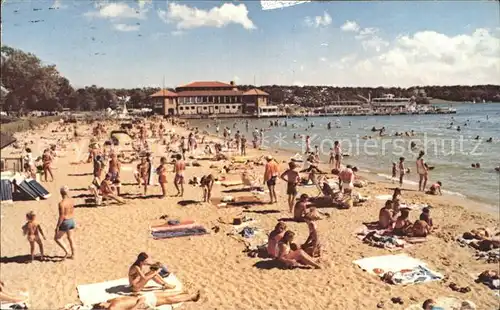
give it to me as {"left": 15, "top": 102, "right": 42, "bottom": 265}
{"left": 195, "top": 103, "right": 500, "bottom": 208}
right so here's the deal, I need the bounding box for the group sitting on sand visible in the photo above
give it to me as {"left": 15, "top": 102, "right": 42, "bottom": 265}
{"left": 378, "top": 189, "right": 435, "bottom": 238}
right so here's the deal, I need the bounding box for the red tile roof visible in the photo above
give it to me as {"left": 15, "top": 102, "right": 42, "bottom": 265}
{"left": 243, "top": 89, "right": 269, "bottom": 96}
{"left": 178, "top": 81, "right": 233, "bottom": 88}
{"left": 176, "top": 90, "right": 244, "bottom": 97}
{"left": 150, "top": 89, "right": 178, "bottom": 97}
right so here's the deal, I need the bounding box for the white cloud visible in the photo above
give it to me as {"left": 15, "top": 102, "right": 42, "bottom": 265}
{"left": 85, "top": 2, "right": 146, "bottom": 20}
{"left": 113, "top": 23, "right": 140, "bottom": 32}
{"left": 342, "top": 22, "right": 390, "bottom": 52}
{"left": 137, "top": 0, "right": 152, "bottom": 10}
{"left": 304, "top": 11, "right": 332, "bottom": 28}
{"left": 158, "top": 3, "right": 255, "bottom": 30}
{"left": 340, "top": 20, "right": 359, "bottom": 32}
{"left": 52, "top": 0, "right": 67, "bottom": 9}
{"left": 324, "top": 28, "right": 500, "bottom": 86}
{"left": 319, "top": 57, "right": 327, "bottom": 62}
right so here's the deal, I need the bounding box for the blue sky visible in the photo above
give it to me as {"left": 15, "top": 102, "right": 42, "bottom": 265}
{"left": 2, "top": 0, "right": 500, "bottom": 88}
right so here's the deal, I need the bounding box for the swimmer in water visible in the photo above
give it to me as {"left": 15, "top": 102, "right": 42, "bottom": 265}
{"left": 486, "top": 137, "right": 493, "bottom": 143}
{"left": 457, "top": 126, "right": 461, "bottom": 132}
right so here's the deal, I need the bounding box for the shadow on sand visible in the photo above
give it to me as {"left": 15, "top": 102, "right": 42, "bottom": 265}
{"left": 253, "top": 260, "right": 310, "bottom": 270}
{"left": 243, "top": 209, "right": 281, "bottom": 215}
{"left": 0, "top": 255, "right": 65, "bottom": 264}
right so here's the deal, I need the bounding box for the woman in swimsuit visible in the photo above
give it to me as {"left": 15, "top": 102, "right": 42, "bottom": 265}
{"left": 156, "top": 157, "right": 168, "bottom": 198}
{"left": 42, "top": 149, "right": 54, "bottom": 182}
{"left": 301, "top": 214, "right": 321, "bottom": 257}
{"left": 128, "top": 253, "right": 174, "bottom": 293}
{"left": 416, "top": 151, "right": 428, "bottom": 192}
{"left": 277, "top": 230, "right": 321, "bottom": 269}
{"left": 392, "top": 209, "right": 412, "bottom": 236}
{"left": 267, "top": 222, "right": 287, "bottom": 258}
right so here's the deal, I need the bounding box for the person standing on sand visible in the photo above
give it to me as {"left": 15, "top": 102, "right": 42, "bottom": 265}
{"left": 108, "top": 153, "right": 121, "bottom": 196}
{"left": 54, "top": 186, "right": 75, "bottom": 259}
{"left": 416, "top": 150, "right": 428, "bottom": 192}
{"left": 22, "top": 211, "right": 46, "bottom": 262}
{"left": 42, "top": 148, "right": 54, "bottom": 182}
{"left": 173, "top": 154, "right": 185, "bottom": 197}
{"left": 280, "top": 161, "right": 300, "bottom": 213}
{"left": 156, "top": 157, "right": 168, "bottom": 198}
{"left": 240, "top": 135, "right": 247, "bottom": 155}
{"left": 333, "top": 141, "right": 342, "bottom": 170}
{"left": 263, "top": 155, "right": 279, "bottom": 204}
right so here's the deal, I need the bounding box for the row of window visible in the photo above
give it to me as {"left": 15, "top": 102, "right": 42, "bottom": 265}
{"left": 179, "top": 105, "right": 240, "bottom": 111}
{"left": 178, "top": 96, "right": 242, "bottom": 104}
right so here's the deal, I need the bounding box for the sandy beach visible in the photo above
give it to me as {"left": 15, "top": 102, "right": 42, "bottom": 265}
{"left": 1, "top": 120, "right": 498, "bottom": 310}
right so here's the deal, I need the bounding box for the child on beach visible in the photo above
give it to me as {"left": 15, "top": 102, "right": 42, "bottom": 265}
{"left": 428, "top": 181, "right": 442, "bottom": 195}
{"left": 22, "top": 211, "right": 46, "bottom": 262}
{"left": 398, "top": 157, "right": 405, "bottom": 187}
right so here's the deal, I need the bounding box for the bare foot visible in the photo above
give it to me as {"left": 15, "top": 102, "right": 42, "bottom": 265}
{"left": 192, "top": 291, "right": 201, "bottom": 302}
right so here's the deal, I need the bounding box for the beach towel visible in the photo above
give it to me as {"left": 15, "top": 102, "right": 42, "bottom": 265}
{"left": 355, "top": 226, "right": 410, "bottom": 251}
{"left": 150, "top": 220, "right": 196, "bottom": 232}
{"left": 150, "top": 223, "right": 199, "bottom": 233}
{"left": 151, "top": 225, "right": 208, "bottom": 239}
{"left": 353, "top": 253, "right": 443, "bottom": 285}
{"left": 405, "top": 297, "right": 476, "bottom": 310}
{"left": 76, "top": 273, "right": 183, "bottom": 309}
{"left": 232, "top": 156, "right": 252, "bottom": 163}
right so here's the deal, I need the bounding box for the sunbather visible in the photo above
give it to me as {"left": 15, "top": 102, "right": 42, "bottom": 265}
{"left": 301, "top": 213, "right": 321, "bottom": 257}
{"left": 378, "top": 200, "right": 393, "bottom": 229}
{"left": 293, "top": 194, "right": 309, "bottom": 222}
{"left": 42, "top": 148, "right": 54, "bottom": 182}
{"left": 409, "top": 219, "right": 431, "bottom": 237}
{"left": 156, "top": 157, "right": 168, "bottom": 198}
{"left": 419, "top": 207, "right": 434, "bottom": 228}
{"left": 93, "top": 290, "right": 201, "bottom": 310}
{"left": 0, "top": 281, "right": 29, "bottom": 304}
{"left": 100, "top": 174, "right": 126, "bottom": 205}
{"left": 128, "top": 252, "right": 174, "bottom": 292}
{"left": 392, "top": 209, "right": 412, "bottom": 236}
{"left": 277, "top": 231, "right": 321, "bottom": 269}
{"left": 267, "top": 222, "right": 287, "bottom": 258}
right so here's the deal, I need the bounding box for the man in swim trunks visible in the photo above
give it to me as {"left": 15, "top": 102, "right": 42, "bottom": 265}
{"left": 108, "top": 153, "right": 121, "bottom": 195}
{"left": 173, "top": 154, "right": 185, "bottom": 197}
{"left": 263, "top": 155, "right": 279, "bottom": 204}
{"left": 281, "top": 161, "right": 300, "bottom": 213}
{"left": 54, "top": 186, "right": 75, "bottom": 259}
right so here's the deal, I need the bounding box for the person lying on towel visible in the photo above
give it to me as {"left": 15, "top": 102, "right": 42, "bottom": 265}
{"left": 93, "top": 288, "right": 201, "bottom": 309}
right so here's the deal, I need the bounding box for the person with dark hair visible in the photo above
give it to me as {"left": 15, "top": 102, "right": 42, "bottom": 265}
{"left": 428, "top": 181, "right": 442, "bottom": 195}
{"left": 128, "top": 253, "right": 174, "bottom": 292}
{"left": 267, "top": 222, "right": 287, "bottom": 258}
{"left": 200, "top": 174, "right": 214, "bottom": 202}
{"left": 277, "top": 231, "right": 321, "bottom": 269}
{"left": 156, "top": 157, "right": 168, "bottom": 198}
{"left": 416, "top": 150, "right": 428, "bottom": 192}
{"left": 280, "top": 161, "right": 300, "bottom": 213}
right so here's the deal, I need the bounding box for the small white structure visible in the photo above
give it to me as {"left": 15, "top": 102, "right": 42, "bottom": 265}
{"left": 257, "top": 105, "right": 279, "bottom": 118}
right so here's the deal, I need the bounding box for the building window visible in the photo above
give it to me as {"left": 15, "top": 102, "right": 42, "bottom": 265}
{"left": 215, "top": 106, "right": 219, "bottom": 109}
{"left": 203, "top": 106, "right": 207, "bottom": 110}
{"left": 204, "top": 96, "right": 208, "bottom": 103}
{"left": 191, "top": 106, "right": 195, "bottom": 110}
{"left": 179, "top": 107, "right": 184, "bottom": 111}
{"left": 226, "top": 105, "right": 230, "bottom": 109}
{"left": 209, "top": 96, "right": 213, "bottom": 102}
{"left": 232, "top": 105, "right": 236, "bottom": 109}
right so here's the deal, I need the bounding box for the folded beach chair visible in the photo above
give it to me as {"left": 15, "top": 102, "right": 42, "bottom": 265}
{"left": 0, "top": 179, "right": 13, "bottom": 204}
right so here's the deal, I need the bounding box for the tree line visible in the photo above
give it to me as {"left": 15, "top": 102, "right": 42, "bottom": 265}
{"left": 1, "top": 45, "right": 499, "bottom": 114}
